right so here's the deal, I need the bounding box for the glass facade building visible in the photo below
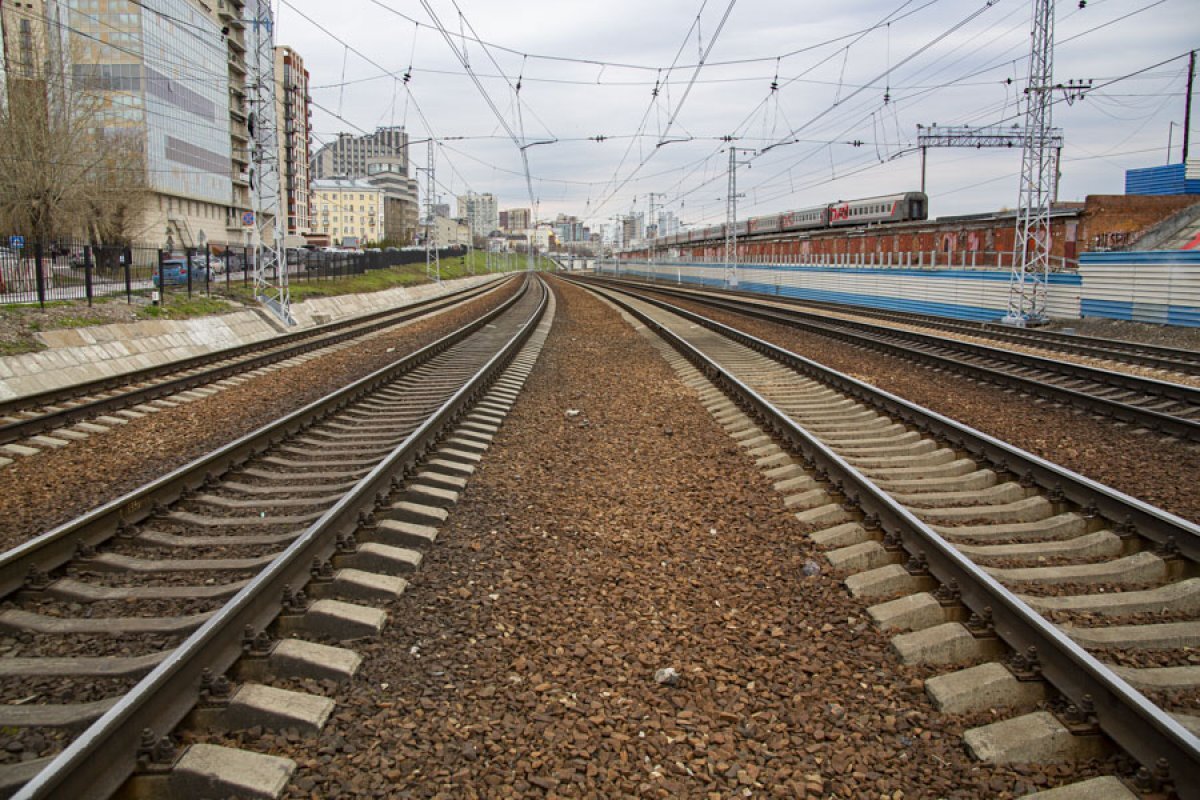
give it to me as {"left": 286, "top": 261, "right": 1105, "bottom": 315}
{"left": 67, "top": 0, "right": 232, "bottom": 206}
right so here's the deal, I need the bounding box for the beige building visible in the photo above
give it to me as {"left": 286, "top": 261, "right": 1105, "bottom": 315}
{"left": 313, "top": 178, "right": 386, "bottom": 246}
{"left": 1, "top": 0, "right": 50, "bottom": 81}
{"left": 275, "top": 45, "right": 312, "bottom": 242}
{"left": 427, "top": 215, "right": 471, "bottom": 248}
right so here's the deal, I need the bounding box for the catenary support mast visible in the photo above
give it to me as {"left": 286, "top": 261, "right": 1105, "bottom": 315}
{"left": 723, "top": 144, "right": 751, "bottom": 288}
{"left": 247, "top": 0, "right": 291, "bottom": 325}
{"left": 1005, "top": 0, "right": 1056, "bottom": 326}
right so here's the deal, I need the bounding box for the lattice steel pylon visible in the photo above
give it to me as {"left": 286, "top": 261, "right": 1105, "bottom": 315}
{"left": 1006, "top": 0, "right": 1056, "bottom": 326}
{"left": 246, "top": 0, "right": 292, "bottom": 325}
{"left": 421, "top": 140, "right": 440, "bottom": 282}
{"left": 724, "top": 145, "right": 751, "bottom": 288}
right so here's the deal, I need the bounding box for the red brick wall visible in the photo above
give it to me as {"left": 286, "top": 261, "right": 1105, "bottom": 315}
{"left": 667, "top": 194, "right": 1198, "bottom": 264}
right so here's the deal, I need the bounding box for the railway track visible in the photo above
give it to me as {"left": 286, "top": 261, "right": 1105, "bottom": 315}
{"left": 0, "top": 276, "right": 511, "bottom": 454}
{"left": 585, "top": 277, "right": 1200, "bottom": 442}
{"left": 0, "top": 275, "right": 549, "bottom": 799}
{"left": 613, "top": 276, "right": 1200, "bottom": 377}
{"left": 577, "top": 278, "right": 1200, "bottom": 797}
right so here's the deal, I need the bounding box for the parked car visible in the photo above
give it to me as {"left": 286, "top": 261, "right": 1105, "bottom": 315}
{"left": 153, "top": 258, "right": 211, "bottom": 286}
{"left": 190, "top": 255, "right": 226, "bottom": 274}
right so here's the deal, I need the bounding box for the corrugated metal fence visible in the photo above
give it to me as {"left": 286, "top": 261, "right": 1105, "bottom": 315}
{"left": 1124, "top": 161, "right": 1200, "bottom": 195}
{"left": 601, "top": 252, "right": 1200, "bottom": 328}
{"left": 1079, "top": 251, "right": 1200, "bottom": 327}
{"left": 601, "top": 260, "right": 1082, "bottom": 322}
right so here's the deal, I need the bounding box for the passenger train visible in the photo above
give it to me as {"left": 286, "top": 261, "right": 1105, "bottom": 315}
{"left": 656, "top": 191, "right": 928, "bottom": 246}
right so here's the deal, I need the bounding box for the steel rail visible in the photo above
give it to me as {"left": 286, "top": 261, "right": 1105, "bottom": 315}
{"left": 0, "top": 277, "right": 528, "bottom": 602}
{"left": 11, "top": 276, "right": 547, "bottom": 800}
{"left": 585, "top": 277, "right": 1200, "bottom": 441}
{"left": 584, "top": 279, "right": 1200, "bottom": 796}
{"left": 604, "top": 275, "right": 1200, "bottom": 375}
{"left": 0, "top": 277, "right": 511, "bottom": 446}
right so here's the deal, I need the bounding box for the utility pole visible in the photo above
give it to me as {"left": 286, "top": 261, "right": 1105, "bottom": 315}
{"left": 724, "top": 143, "right": 752, "bottom": 288}
{"left": 247, "top": 0, "right": 291, "bottom": 324}
{"left": 1184, "top": 50, "right": 1196, "bottom": 163}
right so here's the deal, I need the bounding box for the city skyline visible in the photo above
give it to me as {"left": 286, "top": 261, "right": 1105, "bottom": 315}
{"left": 280, "top": 0, "right": 1197, "bottom": 230}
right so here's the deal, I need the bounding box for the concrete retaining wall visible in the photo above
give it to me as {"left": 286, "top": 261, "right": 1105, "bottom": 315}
{"left": 0, "top": 274, "right": 500, "bottom": 401}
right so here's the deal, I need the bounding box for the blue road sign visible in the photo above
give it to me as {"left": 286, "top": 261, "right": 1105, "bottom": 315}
{"left": 9, "top": 236, "right": 24, "bottom": 249}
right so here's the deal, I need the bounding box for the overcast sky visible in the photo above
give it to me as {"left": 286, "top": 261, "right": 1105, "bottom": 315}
{"left": 276, "top": 0, "right": 1198, "bottom": 229}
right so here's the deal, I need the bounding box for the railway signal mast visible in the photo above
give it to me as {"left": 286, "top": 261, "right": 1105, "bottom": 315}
{"left": 246, "top": 0, "right": 292, "bottom": 325}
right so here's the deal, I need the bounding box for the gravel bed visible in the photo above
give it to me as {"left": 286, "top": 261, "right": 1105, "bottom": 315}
{"left": 66, "top": 568, "right": 259, "bottom": 588}
{"left": 104, "top": 540, "right": 287, "bottom": 561}
{"left": 1045, "top": 608, "right": 1198, "bottom": 627}
{"left": 185, "top": 278, "right": 1116, "bottom": 798}
{"left": 0, "top": 281, "right": 520, "bottom": 551}
{"left": 1140, "top": 687, "right": 1200, "bottom": 712}
{"left": 25, "top": 596, "right": 223, "bottom": 618}
{"left": 0, "top": 728, "right": 74, "bottom": 766}
{"left": 1043, "top": 317, "right": 1200, "bottom": 351}
{"left": 1011, "top": 580, "right": 1167, "bottom": 598}
{"left": 976, "top": 554, "right": 1114, "bottom": 569}
{"left": 1091, "top": 646, "right": 1200, "bottom": 670}
{"left": 659, "top": 293, "right": 1200, "bottom": 523}
{"left": 0, "top": 630, "right": 176, "bottom": 661}
{"left": 139, "top": 518, "right": 303, "bottom": 535}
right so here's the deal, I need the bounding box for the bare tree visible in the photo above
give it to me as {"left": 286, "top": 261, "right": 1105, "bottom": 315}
{"left": 0, "top": 17, "right": 149, "bottom": 245}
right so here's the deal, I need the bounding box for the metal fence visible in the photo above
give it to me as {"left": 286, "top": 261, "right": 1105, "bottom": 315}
{"left": 0, "top": 237, "right": 470, "bottom": 307}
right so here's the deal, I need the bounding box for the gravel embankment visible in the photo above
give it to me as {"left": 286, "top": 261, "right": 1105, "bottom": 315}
{"left": 0, "top": 280, "right": 520, "bottom": 550}
{"left": 188, "top": 278, "right": 1115, "bottom": 798}
{"left": 658, "top": 292, "right": 1200, "bottom": 523}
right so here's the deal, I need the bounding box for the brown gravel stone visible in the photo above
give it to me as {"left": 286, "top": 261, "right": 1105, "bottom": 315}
{"left": 0, "top": 280, "right": 519, "bottom": 551}
{"left": 182, "top": 277, "right": 1120, "bottom": 798}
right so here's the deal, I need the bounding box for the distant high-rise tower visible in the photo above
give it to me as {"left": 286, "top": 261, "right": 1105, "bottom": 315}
{"left": 456, "top": 192, "right": 499, "bottom": 239}
{"left": 275, "top": 45, "right": 312, "bottom": 238}
{"left": 312, "top": 126, "right": 409, "bottom": 179}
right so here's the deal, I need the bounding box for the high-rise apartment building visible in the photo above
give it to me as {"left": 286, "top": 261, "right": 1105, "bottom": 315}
{"left": 656, "top": 210, "right": 680, "bottom": 238}
{"left": 621, "top": 212, "right": 644, "bottom": 245}
{"left": 311, "top": 127, "right": 409, "bottom": 180}
{"left": 500, "top": 207, "right": 530, "bottom": 232}
{"left": 275, "top": 45, "right": 312, "bottom": 240}
{"left": 457, "top": 192, "right": 499, "bottom": 239}
{"left": 553, "top": 213, "right": 586, "bottom": 243}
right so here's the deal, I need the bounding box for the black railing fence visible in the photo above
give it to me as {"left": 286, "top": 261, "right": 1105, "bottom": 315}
{"left": 1, "top": 238, "right": 471, "bottom": 307}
